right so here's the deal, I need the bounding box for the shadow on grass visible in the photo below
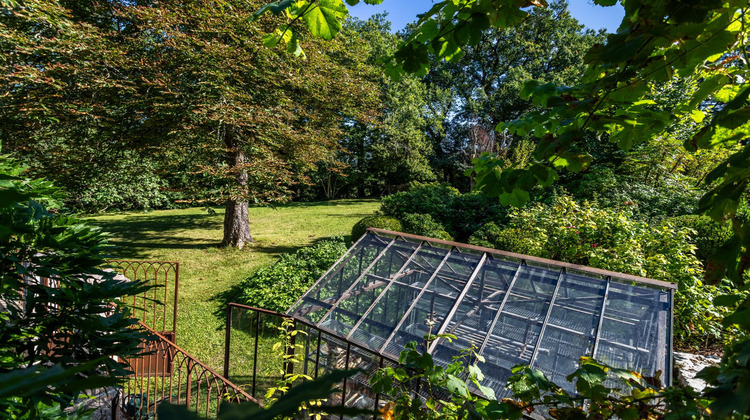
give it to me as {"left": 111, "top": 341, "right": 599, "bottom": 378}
{"left": 210, "top": 236, "right": 349, "bottom": 328}
{"left": 276, "top": 199, "right": 378, "bottom": 208}
{"left": 88, "top": 212, "right": 223, "bottom": 258}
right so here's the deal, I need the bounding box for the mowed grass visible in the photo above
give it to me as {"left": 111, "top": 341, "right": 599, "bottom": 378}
{"left": 85, "top": 199, "right": 379, "bottom": 371}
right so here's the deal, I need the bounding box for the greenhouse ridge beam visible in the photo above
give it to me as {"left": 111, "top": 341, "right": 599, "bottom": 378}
{"left": 366, "top": 228, "right": 677, "bottom": 290}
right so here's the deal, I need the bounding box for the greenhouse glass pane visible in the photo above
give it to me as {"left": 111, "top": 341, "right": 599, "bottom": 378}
{"left": 381, "top": 250, "right": 484, "bottom": 357}
{"left": 431, "top": 257, "right": 520, "bottom": 369}
{"left": 593, "top": 281, "right": 670, "bottom": 383}
{"left": 288, "top": 232, "right": 390, "bottom": 323}
{"left": 317, "top": 239, "right": 421, "bottom": 337}
{"left": 474, "top": 264, "right": 561, "bottom": 388}
{"left": 529, "top": 272, "right": 607, "bottom": 393}
{"left": 348, "top": 246, "right": 450, "bottom": 351}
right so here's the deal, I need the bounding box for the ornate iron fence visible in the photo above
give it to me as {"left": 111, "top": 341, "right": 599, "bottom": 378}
{"left": 108, "top": 260, "right": 179, "bottom": 339}
{"left": 115, "top": 321, "right": 257, "bottom": 419}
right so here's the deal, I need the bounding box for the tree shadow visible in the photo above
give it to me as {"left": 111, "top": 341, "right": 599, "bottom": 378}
{"left": 88, "top": 211, "right": 223, "bottom": 258}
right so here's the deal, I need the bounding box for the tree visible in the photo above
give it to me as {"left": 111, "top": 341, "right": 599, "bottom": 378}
{"left": 0, "top": 0, "right": 378, "bottom": 247}
{"left": 344, "top": 16, "right": 437, "bottom": 195}
{"left": 422, "top": 1, "right": 603, "bottom": 183}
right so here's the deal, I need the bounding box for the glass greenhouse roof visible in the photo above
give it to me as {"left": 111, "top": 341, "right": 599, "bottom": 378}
{"left": 288, "top": 228, "right": 675, "bottom": 394}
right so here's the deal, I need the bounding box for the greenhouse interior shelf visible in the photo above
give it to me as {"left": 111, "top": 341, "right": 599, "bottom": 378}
{"left": 288, "top": 228, "right": 675, "bottom": 397}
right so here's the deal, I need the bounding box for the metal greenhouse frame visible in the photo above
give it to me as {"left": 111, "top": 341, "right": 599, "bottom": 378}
{"left": 287, "top": 227, "right": 675, "bottom": 399}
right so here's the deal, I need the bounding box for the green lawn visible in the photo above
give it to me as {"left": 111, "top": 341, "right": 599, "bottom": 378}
{"left": 85, "top": 199, "right": 379, "bottom": 371}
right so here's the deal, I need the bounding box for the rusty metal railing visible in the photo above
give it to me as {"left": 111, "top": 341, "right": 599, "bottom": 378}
{"left": 109, "top": 260, "right": 179, "bottom": 338}
{"left": 117, "top": 321, "right": 257, "bottom": 419}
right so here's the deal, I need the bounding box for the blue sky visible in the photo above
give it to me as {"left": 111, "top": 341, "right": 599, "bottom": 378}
{"left": 349, "top": 1, "right": 625, "bottom": 33}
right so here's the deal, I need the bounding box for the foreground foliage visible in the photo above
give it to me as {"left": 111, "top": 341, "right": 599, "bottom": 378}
{"left": 374, "top": 336, "right": 708, "bottom": 420}
{"left": 0, "top": 155, "right": 149, "bottom": 416}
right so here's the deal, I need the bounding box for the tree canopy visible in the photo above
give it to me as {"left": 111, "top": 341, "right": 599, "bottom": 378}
{"left": 1, "top": 0, "right": 379, "bottom": 246}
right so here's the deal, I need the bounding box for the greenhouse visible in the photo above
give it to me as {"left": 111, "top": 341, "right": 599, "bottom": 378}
{"left": 288, "top": 228, "right": 675, "bottom": 396}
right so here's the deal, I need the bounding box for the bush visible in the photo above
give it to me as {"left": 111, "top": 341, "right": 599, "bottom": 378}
{"left": 237, "top": 237, "right": 347, "bottom": 313}
{"left": 351, "top": 215, "right": 403, "bottom": 240}
{"left": 572, "top": 166, "right": 701, "bottom": 222}
{"left": 491, "top": 195, "right": 732, "bottom": 347}
{"left": 668, "top": 215, "right": 732, "bottom": 263}
{"left": 381, "top": 184, "right": 507, "bottom": 241}
{"left": 380, "top": 183, "right": 460, "bottom": 221}
{"left": 401, "top": 213, "right": 452, "bottom": 240}
{"left": 68, "top": 151, "right": 174, "bottom": 212}
{"left": 468, "top": 222, "right": 537, "bottom": 255}
{"left": 445, "top": 192, "right": 509, "bottom": 240}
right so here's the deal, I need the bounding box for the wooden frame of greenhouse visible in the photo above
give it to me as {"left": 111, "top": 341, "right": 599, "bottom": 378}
{"left": 287, "top": 227, "right": 675, "bottom": 400}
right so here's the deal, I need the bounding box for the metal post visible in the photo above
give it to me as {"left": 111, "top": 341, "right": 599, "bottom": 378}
{"left": 373, "top": 356, "right": 384, "bottom": 420}
{"left": 428, "top": 253, "right": 488, "bottom": 354}
{"left": 252, "top": 310, "right": 260, "bottom": 398}
{"left": 529, "top": 268, "right": 566, "bottom": 367}
{"left": 478, "top": 260, "right": 525, "bottom": 354}
{"left": 173, "top": 263, "right": 180, "bottom": 338}
{"left": 224, "top": 304, "right": 232, "bottom": 378}
{"left": 340, "top": 342, "right": 351, "bottom": 419}
{"left": 285, "top": 319, "right": 297, "bottom": 376}
{"left": 314, "top": 329, "right": 322, "bottom": 379}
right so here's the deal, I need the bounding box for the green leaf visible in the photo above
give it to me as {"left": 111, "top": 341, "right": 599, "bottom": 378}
{"left": 690, "top": 109, "right": 706, "bottom": 123}
{"left": 446, "top": 374, "right": 470, "bottom": 398}
{"left": 714, "top": 294, "right": 744, "bottom": 307}
{"left": 498, "top": 187, "right": 530, "bottom": 207}
{"left": 723, "top": 307, "right": 750, "bottom": 329}
{"left": 262, "top": 33, "right": 280, "bottom": 48}
{"left": 301, "top": 0, "right": 348, "bottom": 40}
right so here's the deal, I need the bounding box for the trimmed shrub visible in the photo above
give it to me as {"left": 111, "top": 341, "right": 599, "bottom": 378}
{"left": 667, "top": 215, "right": 732, "bottom": 263}
{"left": 351, "top": 215, "right": 403, "bottom": 241}
{"left": 401, "top": 213, "right": 452, "bottom": 240}
{"left": 380, "top": 183, "right": 460, "bottom": 221}
{"left": 446, "top": 192, "right": 508, "bottom": 240}
{"left": 468, "top": 222, "right": 537, "bottom": 255}
{"left": 237, "top": 237, "right": 347, "bottom": 313}
{"left": 381, "top": 184, "right": 507, "bottom": 241}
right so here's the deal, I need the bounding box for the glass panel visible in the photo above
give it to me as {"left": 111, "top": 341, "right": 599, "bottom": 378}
{"left": 593, "top": 281, "right": 671, "bottom": 384}
{"left": 349, "top": 246, "right": 450, "bottom": 351}
{"left": 382, "top": 251, "right": 484, "bottom": 357}
{"left": 473, "top": 264, "right": 560, "bottom": 387}
{"left": 318, "top": 239, "right": 421, "bottom": 336}
{"left": 288, "top": 233, "right": 390, "bottom": 323}
{"left": 431, "top": 257, "right": 519, "bottom": 370}
{"left": 530, "top": 273, "right": 607, "bottom": 393}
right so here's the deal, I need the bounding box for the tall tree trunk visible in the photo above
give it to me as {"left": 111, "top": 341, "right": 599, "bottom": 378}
{"left": 221, "top": 125, "right": 254, "bottom": 248}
